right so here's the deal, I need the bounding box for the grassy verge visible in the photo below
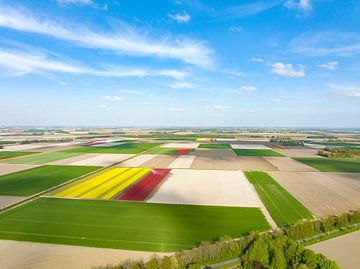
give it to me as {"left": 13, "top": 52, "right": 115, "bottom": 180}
{"left": 0, "top": 198, "right": 270, "bottom": 252}
{"left": 294, "top": 157, "right": 360, "bottom": 172}
{"left": 0, "top": 165, "right": 100, "bottom": 196}
{"left": 0, "top": 151, "right": 38, "bottom": 160}
{"left": 245, "top": 171, "right": 313, "bottom": 227}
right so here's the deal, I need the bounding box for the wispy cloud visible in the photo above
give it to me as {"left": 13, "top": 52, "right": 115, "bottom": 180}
{"left": 57, "top": 0, "right": 92, "bottom": 5}
{"left": 328, "top": 83, "right": 360, "bottom": 98}
{"left": 0, "top": 48, "right": 188, "bottom": 79}
{"left": 168, "top": 11, "right": 191, "bottom": 23}
{"left": 168, "top": 106, "right": 188, "bottom": 112}
{"left": 0, "top": 7, "right": 212, "bottom": 68}
{"left": 319, "top": 61, "right": 338, "bottom": 70}
{"left": 290, "top": 32, "right": 360, "bottom": 57}
{"left": 103, "top": 95, "right": 124, "bottom": 101}
{"left": 240, "top": 86, "right": 257, "bottom": 92}
{"left": 271, "top": 62, "right": 305, "bottom": 77}
{"left": 284, "top": 0, "right": 312, "bottom": 11}
{"left": 169, "top": 82, "right": 195, "bottom": 89}
{"left": 273, "top": 98, "right": 281, "bottom": 102}
{"left": 249, "top": 57, "right": 264, "bottom": 63}
{"left": 209, "top": 105, "right": 230, "bottom": 111}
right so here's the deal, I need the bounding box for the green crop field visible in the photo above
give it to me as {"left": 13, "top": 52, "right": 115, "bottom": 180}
{"left": 0, "top": 151, "right": 37, "bottom": 160}
{"left": 198, "top": 144, "right": 232, "bottom": 149}
{"left": 0, "top": 198, "right": 270, "bottom": 251}
{"left": 64, "top": 143, "right": 162, "bottom": 154}
{"left": 0, "top": 165, "right": 100, "bottom": 196}
{"left": 146, "top": 147, "right": 178, "bottom": 155}
{"left": 1, "top": 152, "right": 84, "bottom": 164}
{"left": 155, "top": 137, "right": 197, "bottom": 141}
{"left": 294, "top": 157, "right": 360, "bottom": 172}
{"left": 245, "top": 171, "right": 313, "bottom": 227}
{"left": 233, "top": 149, "right": 284, "bottom": 157}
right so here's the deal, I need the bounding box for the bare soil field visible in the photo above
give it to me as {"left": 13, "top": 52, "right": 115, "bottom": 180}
{"left": 308, "top": 231, "right": 360, "bottom": 269}
{"left": 0, "top": 163, "right": 39, "bottom": 176}
{"left": 190, "top": 149, "right": 239, "bottom": 170}
{"left": 0, "top": 143, "right": 50, "bottom": 152}
{"left": 0, "top": 196, "right": 24, "bottom": 208}
{"left": 148, "top": 169, "right": 262, "bottom": 207}
{"left": 161, "top": 142, "right": 199, "bottom": 148}
{"left": 264, "top": 157, "right": 317, "bottom": 172}
{"left": 236, "top": 157, "right": 278, "bottom": 171}
{"left": 117, "top": 154, "right": 157, "bottom": 167}
{"left": 140, "top": 155, "right": 177, "bottom": 168}
{"left": 59, "top": 153, "right": 133, "bottom": 166}
{"left": 231, "top": 144, "right": 269, "bottom": 149}
{"left": 268, "top": 171, "right": 360, "bottom": 217}
{"left": 0, "top": 239, "right": 168, "bottom": 269}
{"left": 272, "top": 148, "right": 322, "bottom": 158}
{"left": 168, "top": 155, "right": 196, "bottom": 168}
{"left": 324, "top": 173, "right": 360, "bottom": 192}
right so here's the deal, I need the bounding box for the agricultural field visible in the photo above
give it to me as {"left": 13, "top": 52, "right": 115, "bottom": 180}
{"left": 53, "top": 167, "right": 150, "bottom": 200}
{"left": 168, "top": 155, "right": 196, "bottom": 168}
{"left": 198, "top": 143, "right": 232, "bottom": 149}
{"left": 233, "top": 149, "right": 284, "bottom": 157}
{"left": 0, "top": 164, "right": 39, "bottom": 176}
{"left": 0, "top": 198, "right": 270, "bottom": 252}
{"left": 0, "top": 165, "right": 99, "bottom": 196}
{"left": 0, "top": 151, "right": 37, "bottom": 160}
{"left": 191, "top": 149, "right": 238, "bottom": 170}
{"left": 49, "top": 153, "right": 133, "bottom": 166}
{"left": 140, "top": 155, "right": 177, "bottom": 168}
{"left": 245, "top": 171, "right": 313, "bottom": 227}
{"left": 236, "top": 157, "right": 278, "bottom": 171}
{"left": 146, "top": 147, "right": 192, "bottom": 155}
{"left": 1, "top": 152, "right": 84, "bottom": 165}
{"left": 294, "top": 157, "right": 360, "bottom": 172}
{"left": 63, "top": 143, "right": 162, "bottom": 154}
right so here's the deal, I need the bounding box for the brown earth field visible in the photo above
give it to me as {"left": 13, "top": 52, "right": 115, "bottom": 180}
{"left": 140, "top": 155, "right": 177, "bottom": 168}
{"left": 264, "top": 157, "right": 317, "bottom": 172}
{"left": 0, "top": 239, "right": 168, "bottom": 269}
{"left": 236, "top": 156, "right": 278, "bottom": 171}
{"left": 308, "top": 231, "right": 360, "bottom": 269}
{"left": 272, "top": 148, "right": 322, "bottom": 158}
{"left": 0, "top": 196, "right": 25, "bottom": 208}
{"left": 33, "top": 145, "right": 79, "bottom": 152}
{"left": 268, "top": 171, "right": 360, "bottom": 218}
{"left": 190, "top": 149, "right": 239, "bottom": 170}
{"left": 0, "top": 163, "right": 39, "bottom": 176}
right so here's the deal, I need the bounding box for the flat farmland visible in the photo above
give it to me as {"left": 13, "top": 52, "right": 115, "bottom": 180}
{"left": 233, "top": 149, "right": 284, "bottom": 157}
{"left": 148, "top": 169, "right": 262, "bottom": 207}
{"left": 0, "top": 165, "right": 100, "bottom": 196}
{"left": 264, "top": 157, "right": 317, "bottom": 172}
{"left": 191, "top": 149, "right": 238, "bottom": 170}
{"left": 268, "top": 171, "right": 360, "bottom": 217}
{"left": 2, "top": 152, "right": 84, "bottom": 165}
{"left": 272, "top": 148, "right": 321, "bottom": 158}
{"left": 0, "top": 163, "right": 39, "bottom": 176}
{"left": 140, "top": 155, "right": 177, "bottom": 168}
{"left": 168, "top": 155, "right": 195, "bottom": 168}
{"left": 117, "top": 154, "right": 157, "bottom": 167}
{"left": 236, "top": 157, "right": 278, "bottom": 171}
{"left": 0, "top": 198, "right": 270, "bottom": 252}
{"left": 50, "top": 153, "right": 133, "bottom": 166}
{"left": 63, "top": 143, "right": 162, "bottom": 154}
{"left": 161, "top": 142, "right": 199, "bottom": 148}
{"left": 0, "top": 151, "right": 37, "bottom": 160}
{"left": 245, "top": 171, "right": 313, "bottom": 227}
{"left": 198, "top": 143, "right": 232, "bottom": 149}
{"left": 294, "top": 157, "right": 360, "bottom": 172}
{"left": 146, "top": 147, "right": 180, "bottom": 155}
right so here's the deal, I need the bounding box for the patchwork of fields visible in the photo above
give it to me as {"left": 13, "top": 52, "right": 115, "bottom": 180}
{"left": 0, "top": 138, "right": 359, "bottom": 258}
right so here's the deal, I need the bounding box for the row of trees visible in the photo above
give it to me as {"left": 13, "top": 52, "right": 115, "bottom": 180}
{"left": 96, "top": 210, "right": 360, "bottom": 269}
{"left": 318, "top": 147, "right": 360, "bottom": 158}
{"left": 269, "top": 136, "right": 304, "bottom": 146}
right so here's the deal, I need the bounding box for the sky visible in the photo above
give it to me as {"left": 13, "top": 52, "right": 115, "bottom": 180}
{"left": 0, "top": 0, "right": 359, "bottom": 127}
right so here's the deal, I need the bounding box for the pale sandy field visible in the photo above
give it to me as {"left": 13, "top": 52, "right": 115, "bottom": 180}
{"left": 268, "top": 171, "right": 360, "bottom": 217}
{"left": 117, "top": 154, "right": 157, "bottom": 167}
{"left": 0, "top": 239, "right": 168, "bottom": 269}
{"left": 190, "top": 149, "right": 238, "bottom": 170}
{"left": 0, "top": 143, "right": 50, "bottom": 152}
{"left": 168, "top": 155, "right": 195, "bottom": 168}
{"left": 0, "top": 163, "right": 39, "bottom": 176}
{"left": 61, "top": 154, "right": 133, "bottom": 166}
{"left": 324, "top": 173, "right": 360, "bottom": 192}
{"left": 148, "top": 169, "right": 262, "bottom": 207}
{"left": 264, "top": 157, "right": 317, "bottom": 172}
{"left": 160, "top": 142, "right": 199, "bottom": 148}
{"left": 140, "top": 155, "right": 177, "bottom": 168}
{"left": 308, "top": 231, "right": 360, "bottom": 269}
{"left": 49, "top": 153, "right": 99, "bottom": 165}
{"left": 230, "top": 144, "right": 269, "bottom": 149}
{"left": 236, "top": 157, "right": 278, "bottom": 171}
{"left": 272, "top": 148, "right": 322, "bottom": 158}
{"left": 0, "top": 196, "right": 25, "bottom": 208}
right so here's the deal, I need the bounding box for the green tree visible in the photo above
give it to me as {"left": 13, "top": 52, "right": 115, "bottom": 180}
{"left": 247, "top": 238, "right": 269, "bottom": 266}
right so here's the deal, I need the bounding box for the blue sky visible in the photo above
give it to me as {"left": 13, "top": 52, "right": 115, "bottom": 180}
{"left": 0, "top": 0, "right": 359, "bottom": 127}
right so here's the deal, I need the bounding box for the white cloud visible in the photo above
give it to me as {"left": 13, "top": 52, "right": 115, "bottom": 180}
{"left": 57, "top": 0, "right": 92, "bottom": 5}
{"left": 99, "top": 104, "right": 107, "bottom": 108}
{"left": 0, "top": 7, "right": 212, "bottom": 68}
{"left": 0, "top": 49, "right": 187, "bottom": 79}
{"left": 169, "top": 82, "right": 195, "bottom": 89}
{"left": 273, "top": 98, "right": 281, "bottom": 102}
{"left": 168, "top": 11, "right": 191, "bottom": 23}
{"left": 319, "top": 61, "right": 338, "bottom": 70}
{"left": 240, "top": 86, "right": 257, "bottom": 92}
{"left": 328, "top": 83, "right": 360, "bottom": 97}
{"left": 284, "top": 0, "right": 312, "bottom": 11}
{"left": 249, "top": 57, "right": 264, "bottom": 63}
{"left": 210, "top": 105, "right": 230, "bottom": 111}
{"left": 271, "top": 62, "right": 305, "bottom": 77}
{"left": 103, "top": 95, "right": 124, "bottom": 101}
{"left": 228, "top": 26, "right": 243, "bottom": 32}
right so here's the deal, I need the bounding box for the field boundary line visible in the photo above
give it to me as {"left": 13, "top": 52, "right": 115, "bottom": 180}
{"left": 0, "top": 151, "right": 47, "bottom": 161}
